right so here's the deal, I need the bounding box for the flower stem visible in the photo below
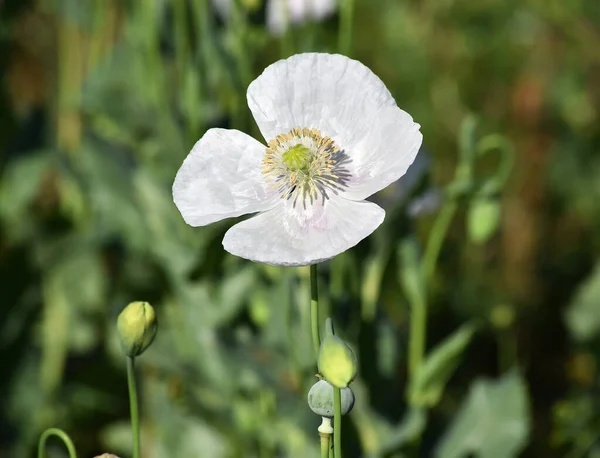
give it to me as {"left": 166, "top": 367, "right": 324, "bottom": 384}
{"left": 319, "top": 417, "right": 333, "bottom": 458}
{"left": 310, "top": 264, "right": 320, "bottom": 359}
{"left": 423, "top": 201, "right": 458, "bottom": 288}
{"left": 127, "top": 356, "right": 141, "bottom": 458}
{"left": 408, "top": 293, "right": 427, "bottom": 377}
{"left": 37, "top": 428, "right": 77, "bottom": 458}
{"left": 338, "top": 0, "right": 355, "bottom": 56}
{"left": 321, "top": 434, "right": 330, "bottom": 458}
{"left": 333, "top": 387, "right": 342, "bottom": 458}
{"left": 409, "top": 200, "right": 457, "bottom": 379}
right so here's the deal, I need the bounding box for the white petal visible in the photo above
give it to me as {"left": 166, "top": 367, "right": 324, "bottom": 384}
{"left": 222, "top": 195, "right": 385, "bottom": 266}
{"left": 173, "top": 128, "right": 278, "bottom": 226}
{"left": 246, "top": 53, "right": 423, "bottom": 201}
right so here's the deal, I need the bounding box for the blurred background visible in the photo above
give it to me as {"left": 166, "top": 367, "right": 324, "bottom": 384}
{"left": 1, "top": 0, "right": 599, "bottom": 457}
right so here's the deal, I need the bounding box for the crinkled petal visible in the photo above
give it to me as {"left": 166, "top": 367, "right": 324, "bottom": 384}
{"left": 173, "top": 128, "right": 278, "bottom": 226}
{"left": 222, "top": 195, "right": 385, "bottom": 266}
{"left": 247, "top": 53, "right": 422, "bottom": 201}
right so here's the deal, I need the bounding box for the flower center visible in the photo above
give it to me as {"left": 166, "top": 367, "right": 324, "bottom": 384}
{"left": 282, "top": 144, "right": 312, "bottom": 172}
{"left": 262, "top": 127, "right": 351, "bottom": 207}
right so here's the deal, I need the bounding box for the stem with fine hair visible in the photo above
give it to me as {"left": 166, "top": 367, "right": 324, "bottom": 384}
{"left": 310, "top": 263, "right": 321, "bottom": 358}
{"left": 333, "top": 387, "right": 342, "bottom": 458}
{"left": 127, "top": 356, "right": 141, "bottom": 458}
{"left": 38, "top": 428, "right": 77, "bottom": 458}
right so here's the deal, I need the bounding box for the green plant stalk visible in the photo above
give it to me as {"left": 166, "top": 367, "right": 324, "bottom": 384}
{"left": 311, "top": 263, "right": 321, "bottom": 358}
{"left": 338, "top": 0, "right": 355, "bottom": 56}
{"left": 408, "top": 293, "right": 427, "bottom": 378}
{"left": 38, "top": 428, "right": 77, "bottom": 458}
{"left": 320, "top": 434, "right": 331, "bottom": 458}
{"left": 408, "top": 200, "right": 457, "bottom": 381}
{"left": 422, "top": 201, "right": 458, "bottom": 287}
{"left": 334, "top": 387, "right": 342, "bottom": 458}
{"left": 127, "top": 356, "right": 141, "bottom": 458}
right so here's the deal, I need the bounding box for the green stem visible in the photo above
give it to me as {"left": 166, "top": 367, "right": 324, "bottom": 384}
{"left": 422, "top": 201, "right": 458, "bottom": 287}
{"left": 338, "top": 0, "right": 355, "bottom": 55}
{"left": 320, "top": 434, "right": 331, "bottom": 458}
{"left": 38, "top": 428, "right": 77, "bottom": 458}
{"left": 311, "top": 264, "right": 321, "bottom": 358}
{"left": 127, "top": 356, "right": 141, "bottom": 458}
{"left": 333, "top": 387, "right": 342, "bottom": 458}
{"left": 408, "top": 294, "right": 427, "bottom": 378}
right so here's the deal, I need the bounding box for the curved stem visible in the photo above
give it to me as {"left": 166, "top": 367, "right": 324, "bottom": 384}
{"left": 310, "top": 264, "right": 321, "bottom": 358}
{"left": 127, "top": 356, "right": 141, "bottom": 458}
{"left": 333, "top": 387, "right": 342, "bottom": 458}
{"left": 38, "top": 428, "right": 77, "bottom": 458}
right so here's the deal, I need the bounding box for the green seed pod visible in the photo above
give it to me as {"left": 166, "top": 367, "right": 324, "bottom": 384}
{"left": 116, "top": 301, "right": 157, "bottom": 357}
{"left": 317, "top": 334, "right": 358, "bottom": 388}
{"left": 307, "top": 380, "right": 355, "bottom": 417}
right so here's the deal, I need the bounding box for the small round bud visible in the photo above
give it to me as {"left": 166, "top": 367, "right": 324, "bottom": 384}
{"left": 467, "top": 197, "right": 501, "bottom": 244}
{"left": 117, "top": 301, "right": 157, "bottom": 357}
{"left": 308, "top": 380, "right": 355, "bottom": 417}
{"left": 317, "top": 335, "right": 358, "bottom": 388}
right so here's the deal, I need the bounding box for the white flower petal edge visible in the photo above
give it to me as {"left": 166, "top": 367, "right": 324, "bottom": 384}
{"left": 222, "top": 195, "right": 385, "bottom": 266}
{"left": 247, "top": 53, "right": 423, "bottom": 201}
{"left": 173, "top": 128, "right": 279, "bottom": 226}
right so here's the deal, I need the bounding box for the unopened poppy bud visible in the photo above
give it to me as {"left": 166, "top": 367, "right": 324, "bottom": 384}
{"left": 117, "top": 301, "right": 157, "bottom": 357}
{"left": 308, "top": 380, "right": 355, "bottom": 417}
{"left": 317, "top": 334, "right": 358, "bottom": 388}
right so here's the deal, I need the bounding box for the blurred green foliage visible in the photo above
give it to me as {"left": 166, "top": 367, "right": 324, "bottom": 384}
{"left": 0, "top": 0, "right": 599, "bottom": 457}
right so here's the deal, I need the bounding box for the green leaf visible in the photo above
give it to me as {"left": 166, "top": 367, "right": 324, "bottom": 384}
{"left": 565, "top": 262, "right": 600, "bottom": 341}
{"left": 408, "top": 323, "right": 476, "bottom": 407}
{"left": 435, "top": 370, "right": 530, "bottom": 458}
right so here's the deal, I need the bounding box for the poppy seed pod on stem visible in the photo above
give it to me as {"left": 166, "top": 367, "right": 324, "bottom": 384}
{"left": 308, "top": 379, "right": 355, "bottom": 417}
{"left": 117, "top": 301, "right": 157, "bottom": 357}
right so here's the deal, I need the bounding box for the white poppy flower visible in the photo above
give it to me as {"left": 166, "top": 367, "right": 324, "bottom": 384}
{"left": 211, "top": 0, "right": 336, "bottom": 35}
{"left": 173, "top": 53, "right": 422, "bottom": 266}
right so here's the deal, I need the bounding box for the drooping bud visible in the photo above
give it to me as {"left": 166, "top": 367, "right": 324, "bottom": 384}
{"left": 317, "top": 333, "right": 358, "bottom": 389}
{"left": 116, "top": 301, "right": 157, "bottom": 357}
{"left": 467, "top": 196, "right": 501, "bottom": 244}
{"left": 307, "top": 379, "right": 355, "bottom": 417}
